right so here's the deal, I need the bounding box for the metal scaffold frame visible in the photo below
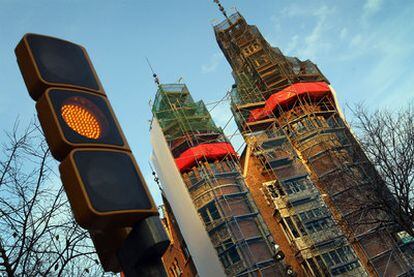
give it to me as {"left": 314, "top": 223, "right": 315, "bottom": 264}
{"left": 213, "top": 10, "right": 414, "bottom": 277}
{"left": 235, "top": 95, "right": 366, "bottom": 276}
{"left": 271, "top": 93, "right": 414, "bottom": 276}
{"left": 230, "top": 79, "right": 414, "bottom": 276}
{"left": 152, "top": 83, "right": 288, "bottom": 276}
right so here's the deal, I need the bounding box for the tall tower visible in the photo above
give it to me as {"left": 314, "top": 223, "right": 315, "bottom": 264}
{"left": 150, "top": 83, "right": 289, "bottom": 276}
{"left": 213, "top": 11, "right": 414, "bottom": 276}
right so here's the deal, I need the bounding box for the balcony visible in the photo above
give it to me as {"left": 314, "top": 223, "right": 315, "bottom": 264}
{"left": 293, "top": 227, "right": 342, "bottom": 252}
{"left": 284, "top": 189, "right": 319, "bottom": 207}
{"left": 269, "top": 187, "right": 319, "bottom": 212}
{"left": 260, "top": 135, "right": 286, "bottom": 149}
{"left": 245, "top": 117, "right": 276, "bottom": 132}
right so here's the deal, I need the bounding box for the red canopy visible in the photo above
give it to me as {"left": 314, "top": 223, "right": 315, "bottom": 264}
{"left": 248, "top": 82, "right": 331, "bottom": 122}
{"left": 175, "top": 142, "right": 237, "bottom": 172}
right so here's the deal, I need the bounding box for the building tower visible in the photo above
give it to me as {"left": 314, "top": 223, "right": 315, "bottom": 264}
{"left": 150, "top": 83, "right": 289, "bottom": 276}
{"left": 213, "top": 10, "right": 414, "bottom": 277}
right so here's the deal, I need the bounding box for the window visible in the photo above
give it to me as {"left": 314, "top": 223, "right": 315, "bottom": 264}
{"left": 282, "top": 178, "right": 309, "bottom": 195}
{"left": 305, "top": 218, "right": 332, "bottom": 233}
{"left": 315, "top": 255, "right": 328, "bottom": 274}
{"left": 196, "top": 167, "right": 206, "bottom": 179}
{"left": 218, "top": 239, "right": 241, "bottom": 268}
{"left": 306, "top": 258, "right": 321, "bottom": 276}
{"left": 228, "top": 247, "right": 241, "bottom": 263}
{"left": 285, "top": 217, "right": 300, "bottom": 238}
{"left": 291, "top": 121, "right": 306, "bottom": 133}
{"left": 321, "top": 246, "right": 357, "bottom": 270}
{"left": 299, "top": 207, "right": 332, "bottom": 234}
{"left": 221, "top": 158, "right": 237, "bottom": 173}
{"left": 302, "top": 259, "right": 314, "bottom": 276}
{"left": 170, "top": 258, "right": 182, "bottom": 277}
{"left": 293, "top": 215, "right": 307, "bottom": 236}
{"left": 209, "top": 162, "right": 220, "bottom": 174}
{"left": 315, "top": 116, "right": 328, "bottom": 128}
{"left": 326, "top": 116, "right": 339, "bottom": 128}
{"left": 186, "top": 170, "right": 199, "bottom": 186}
{"left": 265, "top": 183, "right": 279, "bottom": 199}
{"left": 280, "top": 220, "right": 290, "bottom": 239}
{"left": 300, "top": 207, "right": 324, "bottom": 221}
{"left": 199, "top": 202, "right": 221, "bottom": 224}
{"left": 220, "top": 255, "right": 231, "bottom": 268}
{"left": 331, "top": 262, "right": 359, "bottom": 275}
{"left": 253, "top": 54, "right": 269, "bottom": 67}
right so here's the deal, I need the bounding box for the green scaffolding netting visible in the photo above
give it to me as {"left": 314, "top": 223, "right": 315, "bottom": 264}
{"left": 152, "top": 84, "right": 222, "bottom": 142}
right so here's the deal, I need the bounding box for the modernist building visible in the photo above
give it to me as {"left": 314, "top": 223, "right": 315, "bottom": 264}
{"left": 150, "top": 83, "right": 289, "bottom": 276}
{"left": 213, "top": 10, "right": 414, "bottom": 277}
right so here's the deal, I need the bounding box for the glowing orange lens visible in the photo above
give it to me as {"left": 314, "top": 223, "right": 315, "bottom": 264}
{"left": 61, "top": 104, "right": 101, "bottom": 139}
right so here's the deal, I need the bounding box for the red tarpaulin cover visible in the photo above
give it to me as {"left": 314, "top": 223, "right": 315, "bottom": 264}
{"left": 248, "top": 82, "right": 331, "bottom": 122}
{"left": 175, "top": 142, "right": 237, "bottom": 172}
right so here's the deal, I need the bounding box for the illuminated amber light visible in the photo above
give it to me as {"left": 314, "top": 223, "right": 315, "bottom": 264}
{"left": 61, "top": 103, "right": 102, "bottom": 139}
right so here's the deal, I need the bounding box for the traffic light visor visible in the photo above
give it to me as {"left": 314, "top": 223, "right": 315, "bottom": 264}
{"left": 59, "top": 149, "right": 157, "bottom": 229}
{"left": 15, "top": 33, "right": 104, "bottom": 100}
{"left": 74, "top": 150, "right": 153, "bottom": 212}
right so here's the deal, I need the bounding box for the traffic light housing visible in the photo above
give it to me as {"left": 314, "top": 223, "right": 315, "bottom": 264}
{"left": 15, "top": 33, "right": 157, "bottom": 229}
{"left": 36, "top": 88, "right": 129, "bottom": 161}
{"left": 60, "top": 149, "right": 155, "bottom": 229}
{"left": 15, "top": 33, "right": 104, "bottom": 100}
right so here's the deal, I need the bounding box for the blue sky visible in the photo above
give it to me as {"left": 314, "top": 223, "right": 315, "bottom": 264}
{"left": 0, "top": 0, "right": 413, "bottom": 205}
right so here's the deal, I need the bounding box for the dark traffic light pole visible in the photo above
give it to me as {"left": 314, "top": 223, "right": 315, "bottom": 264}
{"left": 14, "top": 34, "right": 170, "bottom": 275}
{"left": 117, "top": 216, "right": 169, "bottom": 277}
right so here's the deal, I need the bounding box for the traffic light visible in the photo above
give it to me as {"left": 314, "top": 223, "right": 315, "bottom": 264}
{"left": 60, "top": 149, "right": 154, "bottom": 228}
{"left": 36, "top": 88, "right": 128, "bottom": 160}
{"left": 15, "top": 33, "right": 104, "bottom": 100}
{"left": 15, "top": 33, "right": 157, "bottom": 229}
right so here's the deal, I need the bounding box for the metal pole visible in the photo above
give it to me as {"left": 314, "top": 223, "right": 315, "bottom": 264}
{"left": 117, "top": 216, "right": 170, "bottom": 277}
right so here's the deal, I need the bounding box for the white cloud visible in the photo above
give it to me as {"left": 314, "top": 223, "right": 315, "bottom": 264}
{"left": 364, "top": 0, "right": 382, "bottom": 14}
{"left": 339, "top": 27, "right": 348, "bottom": 40}
{"left": 281, "top": 3, "right": 333, "bottom": 18}
{"left": 300, "top": 5, "right": 334, "bottom": 59}
{"left": 342, "top": 7, "right": 414, "bottom": 109}
{"left": 201, "top": 52, "right": 222, "bottom": 73}
{"left": 286, "top": 35, "right": 299, "bottom": 53}
{"left": 276, "top": 4, "right": 335, "bottom": 59}
{"left": 350, "top": 34, "right": 363, "bottom": 47}
{"left": 271, "top": 0, "right": 413, "bottom": 113}
{"left": 361, "top": 0, "right": 383, "bottom": 23}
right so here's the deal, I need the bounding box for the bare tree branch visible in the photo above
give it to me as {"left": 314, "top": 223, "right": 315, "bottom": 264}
{"left": 0, "top": 119, "right": 112, "bottom": 276}
{"left": 348, "top": 103, "right": 414, "bottom": 238}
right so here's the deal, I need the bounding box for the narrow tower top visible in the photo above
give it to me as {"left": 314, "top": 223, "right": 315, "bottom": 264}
{"left": 213, "top": 0, "right": 229, "bottom": 20}
{"left": 146, "top": 57, "right": 160, "bottom": 87}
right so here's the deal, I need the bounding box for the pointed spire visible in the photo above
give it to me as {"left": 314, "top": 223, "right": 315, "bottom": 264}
{"left": 146, "top": 57, "right": 160, "bottom": 87}
{"left": 213, "top": 0, "right": 229, "bottom": 20}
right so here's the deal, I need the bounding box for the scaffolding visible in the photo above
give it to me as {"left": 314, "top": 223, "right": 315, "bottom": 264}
{"left": 270, "top": 93, "right": 414, "bottom": 276}
{"left": 245, "top": 121, "right": 367, "bottom": 276}
{"left": 214, "top": 12, "right": 328, "bottom": 106}
{"left": 152, "top": 83, "right": 288, "bottom": 276}
{"left": 152, "top": 84, "right": 224, "bottom": 157}
{"left": 213, "top": 11, "right": 414, "bottom": 277}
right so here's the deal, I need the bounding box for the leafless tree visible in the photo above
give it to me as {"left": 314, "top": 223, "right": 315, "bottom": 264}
{"left": 0, "top": 119, "right": 109, "bottom": 276}
{"left": 349, "top": 103, "right": 414, "bottom": 238}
